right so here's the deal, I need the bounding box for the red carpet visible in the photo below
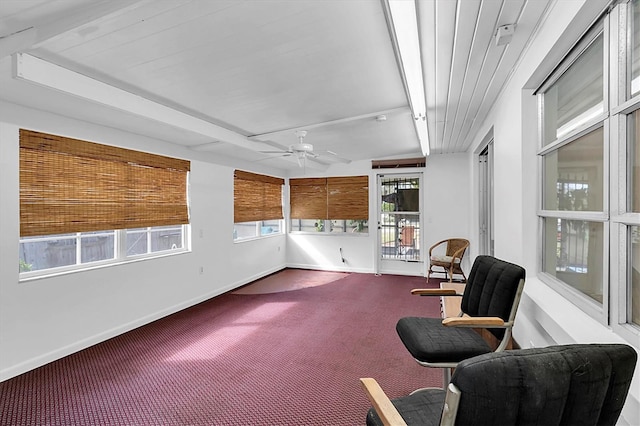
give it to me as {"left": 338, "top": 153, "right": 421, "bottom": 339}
{"left": 0, "top": 272, "right": 441, "bottom": 425}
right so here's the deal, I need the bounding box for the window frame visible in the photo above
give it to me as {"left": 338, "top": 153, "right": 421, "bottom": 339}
{"left": 233, "top": 219, "right": 284, "bottom": 242}
{"left": 289, "top": 218, "right": 370, "bottom": 235}
{"left": 289, "top": 175, "right": 369, "bottom": 235}
{"left": 233, "top": 170, "right": 284, "bottom": 242}
{"left": 536, "top": 0, "right": 640, "bottom": 343}
{"left": 536, "top": 17, "right": 610, "bottom": 323}
{"left": 610, "top": 0, "right": 640, "bottom": 341}
{"left": 19, "top": 225, "right": 190, "bottom": 281}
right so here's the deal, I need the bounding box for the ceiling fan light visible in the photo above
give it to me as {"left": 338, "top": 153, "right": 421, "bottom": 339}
{"left": 298, "top": 142, "right": 313, "bottom": 152}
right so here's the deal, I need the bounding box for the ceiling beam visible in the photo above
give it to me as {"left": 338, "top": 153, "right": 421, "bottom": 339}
{"left": 247, "top": 106, "right": 409, "bottom": 141}
{"left": 13, "top": 53, "right": 276, "bottom": 152}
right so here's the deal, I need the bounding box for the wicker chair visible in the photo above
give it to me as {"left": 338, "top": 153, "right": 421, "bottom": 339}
{"left": 427, "top": 238, "right": 469, "bottom": 283}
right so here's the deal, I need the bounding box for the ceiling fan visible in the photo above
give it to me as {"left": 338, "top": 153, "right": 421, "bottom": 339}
{"left": 260, "top": 130, "right": 318, "bottom": 168}
{"left": 259, "top": 130, "right": 352, "bottom": 168}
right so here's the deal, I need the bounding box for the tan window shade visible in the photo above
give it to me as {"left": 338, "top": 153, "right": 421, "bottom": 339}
{"left": 234, "top": 170, "right": 284, "bottom": 223}
{"left": 20, "top": 129, "right": 190, "bottom": 237}
{"left": 290, "top": 176, "right": 368, "bottom": 220}
{"left": 328, "top": 176, "right": 369, "bottom": 220}
{"left": 290, "top": 178, "right": 328, "bottom": 219}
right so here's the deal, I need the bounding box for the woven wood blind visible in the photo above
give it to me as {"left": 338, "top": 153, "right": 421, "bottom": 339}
{"left": 289, "top": 178, "right": 328, "bottom": 219}
{"left": 20, "top": 129, "right": 190, "bottom": 237}
{"left": 328, "top": 176, "right": 369, "bottom": 220}
{"left": 290, "top": 176, "right": 368, "bottom": 220}
{"left": 233, "top": 170, "right": 284, "bottom": 223}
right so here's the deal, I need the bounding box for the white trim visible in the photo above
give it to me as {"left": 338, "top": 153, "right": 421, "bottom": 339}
{"left": 1, "top": 263, "right": 286, "bottom": 381}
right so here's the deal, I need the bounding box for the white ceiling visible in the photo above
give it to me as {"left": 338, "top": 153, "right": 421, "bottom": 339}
{"left": 0, "top": 0, "right": 553, "bottom": 172}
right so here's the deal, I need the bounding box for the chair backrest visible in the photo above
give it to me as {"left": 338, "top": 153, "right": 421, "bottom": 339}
{"left": 445, "top": 238, "right": 469, "bottom": 259}
{"left": 448, "top": 344, "right": 637, "bottom": 426}
{"left": 400, "top": 226, "right": 415, "bottom": 246}
{"left": 460, "top": 255, "right": 525, "bottom": 340}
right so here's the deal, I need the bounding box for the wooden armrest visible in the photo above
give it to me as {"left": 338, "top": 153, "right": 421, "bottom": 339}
{"left": 410, "top": 288, "right": 460, "bottom": 296}
{"left": 359, "top": 378, "right": 407, "bottom": 426}
{"left": 442, "top": 316, "right": 505, "bottom": 327}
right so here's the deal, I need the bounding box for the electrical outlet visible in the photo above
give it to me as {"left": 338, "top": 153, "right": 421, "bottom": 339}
{"left": 199, "top": 266, "right": 204, "bottom": 274}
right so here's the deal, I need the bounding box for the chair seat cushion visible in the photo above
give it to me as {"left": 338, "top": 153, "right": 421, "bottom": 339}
{"left": 396, "top": 317, "right": 492, "bottom": 363}
{"left": 430, "top": 255, "right": 460, "bottom": 264}
{"left": 366, "top": 388, "right": 445, "bottom": 426}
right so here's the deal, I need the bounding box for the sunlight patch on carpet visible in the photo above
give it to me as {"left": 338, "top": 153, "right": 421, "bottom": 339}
{"left": 233, "top": 269, "right": 349, "bottom": 294}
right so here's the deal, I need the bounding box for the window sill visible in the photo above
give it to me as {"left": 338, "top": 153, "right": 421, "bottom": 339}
{"left": 233, "top": 232, "right": 284, "bottom": 244}
{"left": 289, "top": 231, "right": 369, "bottom": 237}
{"left": 19, "top": 249, "right": 190, "bottom": 283}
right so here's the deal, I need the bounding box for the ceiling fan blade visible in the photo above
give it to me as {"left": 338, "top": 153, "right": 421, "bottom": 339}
{"left": 260, "top": 150, "right": 292, "bottom": 154}
{"left": 254, "top": 153, "right": 292, "bottom": 162}
{"left": 317, "top": 150, "right": 351, "bottom": 164}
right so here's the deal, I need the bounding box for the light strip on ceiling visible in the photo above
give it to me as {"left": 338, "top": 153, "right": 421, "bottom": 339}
{"left": 12, "top": 53, "right": 259, "bottom": 149}
{"left": 387, "top": 0, "right": 429, "bottom": 156}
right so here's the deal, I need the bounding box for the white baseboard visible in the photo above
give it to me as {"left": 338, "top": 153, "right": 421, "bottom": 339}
{"left": 1, "top": 265, "right": 286, "bottom": 382}
{"left": 285, "top": 263, "right": 373, "bottom": 275}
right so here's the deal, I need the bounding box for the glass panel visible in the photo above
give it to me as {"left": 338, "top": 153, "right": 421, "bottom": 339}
{"left": 543, "top": 218, "right": 604, "bottom": 303}
{"left": 126, "top": 228, "right": 148, "bottom": 255}
{"left": 324, "top": 220, "right": 370, "bottom": 234}
{"left": 290, "top": 219, "right": 324, "bottom": 233}
{"left": 347, "top": 220, "right": 369, "bottom": 234}
{"left": 150, "top": 226, "right": 183, "bottom": 252}
{"left": 380, "top": 177, "right": 420, "bottom": 212}
{"left": 261, "top": 220, "right": 281, "bottom": 236}
{"left": 80, "top": 232, "right": 115, "bottom": 263}
{"left": 19, "top": 234, "right": 77, "bottom": 271}
{"left": 543, "top": 127, "right": 604, "bottom": 211}
{"left": 380, "top": 213, "right": 420, "bottom": 261}
{"left": 630, "top": 0, "right": 640, "bottom": 97}
{"left": 631, "top": 226, "right": 640, "bottom": 326}
{"left": 543, "top": 34, "right": 604, "bottom": 145}
{"left": 234, "top": 222, "right": 259, "bottom": 240}
{"left": 630, "top": 110, "right": 640, "bottom": 212}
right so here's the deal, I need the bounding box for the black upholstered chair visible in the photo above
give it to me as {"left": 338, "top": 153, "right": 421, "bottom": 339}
{"left": 396, "top": 255, "right": 526, "bottom": 384}
{"left": 361, "top": 343, "right": 637, "bottom": 426}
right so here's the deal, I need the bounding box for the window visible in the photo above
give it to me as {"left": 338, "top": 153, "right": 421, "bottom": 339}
{"left": 20, "top": 225, "right": 187, "bottom": 274}
{"left": 536, "top": 1, "right": 640, "bottom": 340}
{"left": 289, "top": 176, "right": 369, "bottom": 234}
{"left": 233, "top": 170, "right": 284, "bottom": 241}
{"left": 19, "top": 129, "right": 190, "bottom": 277}
{"left": 630, "top": 225, "right": 640, "bottom": 326}
{"left": 541, "top": 33, "right": 604, "bottom": 145}
{"left": 290, "top": 219, "right": 369, "bottom": 234}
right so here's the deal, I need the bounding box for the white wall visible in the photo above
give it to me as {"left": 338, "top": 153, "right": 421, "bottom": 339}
{"left": 285, "top": 157, "right": 470, "bottom": 276}
{"left": 286, "top": 160, "right": 376, "bottom": 273}
{"left": 467, "top": 1, "right": 639, "bottom": 423}
{"left": 0, "top": 101, "right": 287, "bottom": 380}
{"left": 423, "top": 153, "right": 472, "bottom": 273}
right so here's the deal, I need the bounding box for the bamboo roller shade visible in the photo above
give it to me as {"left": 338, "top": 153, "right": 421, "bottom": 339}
{"left": 289, "top": 178, "right": 328, "bottom": 219}
{"left": 290, "top": 175, "right": 368, "bottom": 220}
{"left": 20, "top": 129, "right": 190, "bottom": 237}
{"left": 234, "top": 170, "right": 284, "bottom": 223}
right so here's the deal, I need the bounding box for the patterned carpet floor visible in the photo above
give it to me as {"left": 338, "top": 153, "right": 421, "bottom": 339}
{"left": 0, "top": 271, "right": 441, "bottom": 425}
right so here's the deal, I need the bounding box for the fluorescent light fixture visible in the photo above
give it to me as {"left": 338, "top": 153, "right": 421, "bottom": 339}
{"left": 12, "top": 53, "right": 258, "bottom": 149}
{"left": 387, "top": 0, "right": 429, "bottom": 156}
